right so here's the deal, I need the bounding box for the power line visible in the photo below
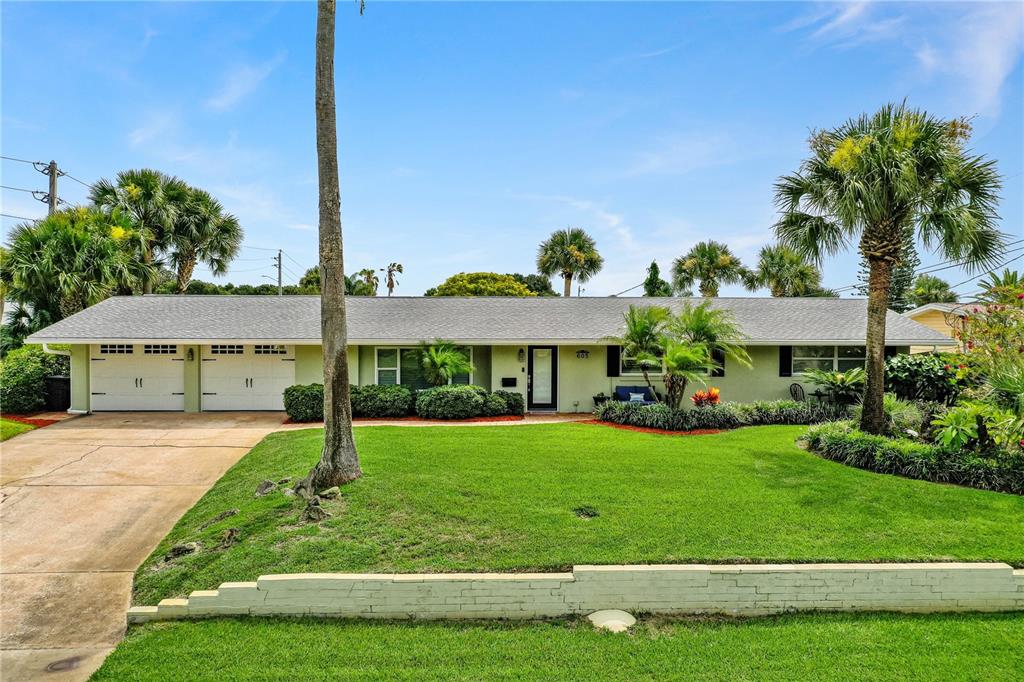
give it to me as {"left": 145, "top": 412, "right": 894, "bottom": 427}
{"left": 1, "top": 155, "right": 43, "bottom": 165}
{"left": 948, "top": 253, "right": 1024, "bottom": 290}
{"left": 1, "top": 212, "right": 41, "bottom": 222}
{"left": 1, "top": 184, "right": 40, "bottom": 194}
{"left": 240, "top": 244, "right": 280, "bottom": 252}
{"left": 63, "top": 173, "right": 95, "bottom": 190}
{"left": 283, "top": 251, "right": 306, "bottom": 269}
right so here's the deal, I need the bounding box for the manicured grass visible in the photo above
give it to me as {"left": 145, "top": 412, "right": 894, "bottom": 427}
{"left": 94, "top": 613, "right": 1024, "bottom": 680}
{"left": 0, "top": 417, "right": 34, "bottom": 441}
{"left": 133, "top": 424, "right": 1024, "bottom": 605}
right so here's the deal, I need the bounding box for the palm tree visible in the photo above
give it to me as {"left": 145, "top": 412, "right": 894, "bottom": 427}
{"left": 536, "top": 227, "right": 603, "bottom": 297}
{"left": 977, "top": 269, "right": 1022, "bottom": 304}
{"left": 90, "top": 168, "right": 187, "bottom": 294}
{"left": 743, "top": 244, "right": 825, "bottom": 297}
{"left": 419, "top": 340, "right": 474, "bottom": 386}
{"left": 358, "top": 267, "right": 379, "bottom": 294}
{"left": 383, "top": 262, "right": 403, "bottom": 296}
{"left": 667, "top": 301, "right": 752, "bottom": 370}
{"left": 672, "top": 241, "right": 747, "bottom": 297}
{"left": 661, "top": 340, "right": 713, "bottom": 409}
{"left": 775, "top": 103, "right": 1004, "bottom": 434}
{"left": 909, "top": 273, "right": 958, "bottom": 308}
{"left": 605, "top": 305, "right": 669, "bottom": 402}
{"left": 304, "top": 0, "right": 362, "bottom": 491}
{"left": 169, "top": 188, "right": 243, "bottom": 293}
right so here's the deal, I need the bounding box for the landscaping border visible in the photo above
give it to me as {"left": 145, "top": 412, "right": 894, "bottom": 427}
{"left": 129, "top": 563, "right": 1024, "bottom": 623}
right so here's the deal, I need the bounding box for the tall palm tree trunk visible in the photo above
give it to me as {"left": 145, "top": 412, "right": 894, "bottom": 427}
{"left": 142, "top": 244, "right": 154, "bottom": 294}
{"left": 563, "top": 273, "right": 572, "bottom": 297}
{"left": 176, "top": 256, "right": 196, "bottom": 294}
{"left": 860, "top": 257, "right": 893, "bottom": 435}
{"left": 309, "top": 0, "right": 361, "bottom": 489}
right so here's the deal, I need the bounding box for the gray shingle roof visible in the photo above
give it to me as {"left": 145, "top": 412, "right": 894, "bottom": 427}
{"left": 26, "top": 295, "right": 955, "bottom": 346}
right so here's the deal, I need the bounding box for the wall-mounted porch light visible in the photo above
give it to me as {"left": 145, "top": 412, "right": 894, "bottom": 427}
{"left": 187, "top": 348, "right": 195, "bottom": 361}
{"left": 518, "top": 348, "right": 525, "bottom": 363}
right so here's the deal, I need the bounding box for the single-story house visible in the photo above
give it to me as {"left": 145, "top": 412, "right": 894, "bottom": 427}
{"left": 902, "top": 302, "right": 968, "bottom": 354}
{"left": 26, "top": 295, "right": 955, "bottom": 414}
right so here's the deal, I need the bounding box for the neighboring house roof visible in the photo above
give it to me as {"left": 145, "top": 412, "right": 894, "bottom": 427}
{"left": 903, "top": 302, "right": 970, "bottom": 318}
{"left": 26, "top": 295, "right": 956, "bottom": 346}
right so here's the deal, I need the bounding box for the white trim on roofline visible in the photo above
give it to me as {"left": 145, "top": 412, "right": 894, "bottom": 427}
{"left": 903, "top": 303, "right": 970, "bottom": 318}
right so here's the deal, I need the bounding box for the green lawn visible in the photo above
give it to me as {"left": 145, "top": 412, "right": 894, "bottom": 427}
{"left": 133, "top": 424, "right": 1024, "bottom": 605}
{"left": 0, "top": 417, "right": 34, "bottom": 441}
{"left": 94, "top": 613, "right": 1024, "bottom": 681}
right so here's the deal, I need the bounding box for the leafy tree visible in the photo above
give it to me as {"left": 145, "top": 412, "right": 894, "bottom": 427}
{"left": 672, "top": 241, "right": 747, "bottom": 297}
{"left": 909, "top": 273, "right": 958, "bottom": 308}
{"left": 510, "top": 273, "right": 558, "bottom": 296}
{"left": 383, "top": 262, "right": 403, "bottom": 296}
{"left": 424, "top": 272, "right": 536, "bottom": 297}
{"left": 168, "top": 188, "right": 242, "bottom": 293}
{"left": 855, "top": 226, "right": 920, "bottom": 312}
{"left": 357, "top": 268, "right": 379, "bottom": 295}
{"left": 775, "top": 103, "right": 1004, "bottom": 434}
{"left": 90, "top": 168, "right": 188, "bottom": 294}
{"left": 743, "top": 244, "right": 828, "bottom": 297}
{"left": 299, "top": 266, "right": 321, "bottom": 292}
{"left": 419, "top": 340, "right": 474, "bottom": 386}
{"left": 642, "top": 261, "right": 672, "bottom": 297}
{"left": 2, "top": 208, "right": 154, "bottom": 346}
{"left": 536, "top": 227, "right": 603, "bottom": 297}
{"left": 303, "top": 0, "right": 362, "bottom": 492}
{"left": 605, "top": 305, "right": 669, "bottom": 402}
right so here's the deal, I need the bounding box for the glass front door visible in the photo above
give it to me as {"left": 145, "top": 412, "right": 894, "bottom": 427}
{"left": 528, "top": 346, "right": 557, "bottom": 409}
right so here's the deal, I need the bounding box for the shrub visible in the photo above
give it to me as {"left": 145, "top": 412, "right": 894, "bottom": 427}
{"left": 0, "top": 345, "right": 70, "bottom": 414}
{"left": 282, "top": 383, "right": 324, "bottom": 422}
{"left": 596, "top": 399, "right": 842, "bottom": 432}
{"left": 351, "top": 384, "right": 414, "bottom": 418}
{"left": 732, "top": 400, "right": 847, "bottom": 426}
{"left": 493, "top": 390, "right": 525, "bottom": 416}
{"left": 931, "top": 401, "right": 1023, "bottom": 454}
{"left": 481, "top": 393, "right": 508, "bottom": 417}
{"left": 596, "top": 401, "right": 692, "bottom": 431}
{"left": 415, "top": 384, "right": 486, "bottom": 420}
{"left": 688, "top": 404, "right": 743, "bottom": 430}
{"left": 690, "top": 387, "right": 720, "bottom": 407}
{"left": 804, "top": 421, "right": 1024, "bottom": 494}
{"left": 801, "top": 367, "right": 865, "bottom": 404}
{"left": 884, "top": 353, "right": 972, "bottom": 404}
{"left": 851, "top": 393, "right": 924, "bottom": 438}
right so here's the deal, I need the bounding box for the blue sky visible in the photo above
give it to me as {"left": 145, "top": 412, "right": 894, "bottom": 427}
{"left": 2, "top": 1, "right": 1022, "bottom": 297}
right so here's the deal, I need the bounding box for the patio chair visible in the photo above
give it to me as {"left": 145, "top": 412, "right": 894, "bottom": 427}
{"left": 789, "top": 383, "right": 806, "bottom": 402}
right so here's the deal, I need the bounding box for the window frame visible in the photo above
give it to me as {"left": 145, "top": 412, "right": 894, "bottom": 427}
{"left": 375, "top": 346, "right": 474, "bottom": 386}
{"left": 792, "top": 345, "right": 866, "bottom": 374}
{"left": 620, "top": 354, "right": 664, "bottom": 377}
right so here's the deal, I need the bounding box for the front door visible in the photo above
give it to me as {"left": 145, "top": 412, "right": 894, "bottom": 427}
{"left": 527, "top": 345, "right": 557, "bottom": 410}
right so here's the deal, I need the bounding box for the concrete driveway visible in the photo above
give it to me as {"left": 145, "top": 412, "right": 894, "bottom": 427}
{"left": 0, "top": 412, "right": 285, "bottom": 681}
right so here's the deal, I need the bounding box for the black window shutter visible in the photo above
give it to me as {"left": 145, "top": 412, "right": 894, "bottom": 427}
{"left": 779, "top": 346, "right": 793, "bottom": 377}
{"left": 711, "top": 348, "right": 726, "bottom": 377}
{"left": 606, "top": 345, "right": 621, "bottom": 377}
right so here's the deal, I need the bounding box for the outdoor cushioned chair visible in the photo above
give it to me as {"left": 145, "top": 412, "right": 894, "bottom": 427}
{"left": 612, "top": 385, "right": 658, "bottom": 405}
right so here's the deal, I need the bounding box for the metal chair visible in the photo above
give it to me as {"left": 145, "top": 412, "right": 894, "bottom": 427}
{"left": 789, "top": 383, "right": 806, "bottom": 402}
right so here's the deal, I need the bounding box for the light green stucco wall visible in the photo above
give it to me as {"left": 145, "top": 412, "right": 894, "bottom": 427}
{"left": 489, "top": 345, "right": 527, "bottom": 400}
{"left": 470, "top": 346, "right": 491, "bottom": 389}
{"left": 557, "top": 345, "right": 610, "bottom": 413}
{"left": 183, "top": 345, "right": 200, "bottom": 412}
{"left": 293, "top": 345, "right": 358, "bottom": 386}
{"left": 69, "top": 345, "right": 90, "bottom": 412}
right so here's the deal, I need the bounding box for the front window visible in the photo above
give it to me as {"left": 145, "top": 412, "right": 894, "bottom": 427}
{"left": 376, "top": 347, "right": 472, "bottom": 387}
{"left": 793, "top": 345, "right": 865, "bottom": 373}
{"left": 621, "top": 355, "right": 663, "bottom": 376}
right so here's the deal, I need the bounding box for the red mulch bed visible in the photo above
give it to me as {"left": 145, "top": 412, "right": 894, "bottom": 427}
{"left": 2, "top": 414, "right": 63, "bottom": 428}
{"left": 579, "top": 419, "right": 722, "bottom": 437}
{"left": 284, "top": 415, "right": 526, "bottom": 425}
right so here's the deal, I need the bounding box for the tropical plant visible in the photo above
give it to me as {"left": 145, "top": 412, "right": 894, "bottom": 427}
{"left": 743, "top": 244, "right": 827, "bottom": 297}
{"left": 976, "top": 269, "right": 1023, "bottom": 305}
{"left": 383, "top": 262, "right": 403, "bottom": 296}
{"left": 424, "top": 272, "right": 536, "bottom": 297}
{"left": 642, "top": 260, "right": 672, "bottom": 297}
{"left": 931, "top": 401, "right": 1023, "bottom": 453}
{"left": 605, "top": 305, "right": 669, "bottom": 401}
{"left": 672, "top": 241, "right": 747, "bottom": 297}
{"left": 419, "top": 340, "right": 474, "bottom": 386}
{"left": 357, "top": 268, "right": 379, "bottom": 295}
{"left": 299, "top": 267, "right": 321, "bottom": 292}
{"left": 302, "top": 0, "right": 362, "bottom": 492}
{"left": 666, "top": 300, "right": 752, "bottom": 370}
{"left": 167, "top": 188, "right": 242, "bottom": 293}
{"left": 691, "top": 387, "right": 721, "bottom": 407}
{"left": 909, "top": 273, "right": 958, "bottom": 308}
{"left": 775, "top": 103, "right": 1004, "bottom": 434}
{"left": 952, "top": 296, "right": 1023, "bottom": 369}
{"left": 1, "top": 208, "right": 154, "bottom": 344}
{"left": 661, "top": 341, "right": 714, "bottom": 409}
{"left": 536, "top": 227, "right": 603, "bottom": 297}
{"left": 884, "top": 352, "right": 972, "bottom": 404}
{"left": 90, "top": 168, "right": 188, "bottom": 294}
{"left": 802, "top": 367, "right": 867, "bottom": 405}
{"left": 851, "top": 393, "right": 924, "bottom": 438}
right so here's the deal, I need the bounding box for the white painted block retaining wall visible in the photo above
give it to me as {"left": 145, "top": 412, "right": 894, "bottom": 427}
{"left": 129, "top": 563, "right": 1024, "bottom": 623}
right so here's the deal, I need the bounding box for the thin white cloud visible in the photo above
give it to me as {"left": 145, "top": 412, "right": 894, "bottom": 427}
{"left": 205, "top": 51, "right": 287, "bottom": 112}
{"left": 623, "top": 132, "right": 738, "bottom": 178}
{"left": 811, "top": 2, "right": 869, "bottom": 39}
{"left": 128, "top": 111, "right": 178, "bottom": 147}
{"left": 613, "top": 42, "right": 686, "bottom": 63}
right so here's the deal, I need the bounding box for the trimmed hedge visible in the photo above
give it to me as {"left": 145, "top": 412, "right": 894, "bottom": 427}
{"left": 351, "top": 384, "right": 414, "bottom": 419}
{"left": 283, "top": 383, "right": 324, "bottom": 422}
{"left": 804, "top": 421, "right": 1024, "bottom": 495}
{"left": 595, "top": 400, "right": 846, "bottom": 432}
{"left": 492, "top": 390, "right": 525, "bottom": 416}
{"left": 415, "top": 385, "right": 486, "bottom": 420}
{"left": 0, "top": 345, "right": 70, "bottom": 414}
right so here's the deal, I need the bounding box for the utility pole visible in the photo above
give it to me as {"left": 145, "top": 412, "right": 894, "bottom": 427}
{"left": 275, "top": 250, "right": 283, "bottom": 296}
{"left": 46, "top": 161, "right": 58, "bottom": 214}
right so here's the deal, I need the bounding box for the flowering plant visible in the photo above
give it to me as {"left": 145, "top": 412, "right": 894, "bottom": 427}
{"left": 691, "top": 387, "right": 721, "bottom": 407}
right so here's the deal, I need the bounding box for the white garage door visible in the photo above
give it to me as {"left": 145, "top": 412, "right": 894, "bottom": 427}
{"left": 201, "top": 344, "right": 295, "bottom": 411}
{"left": 90, "top": 344, "right": 185, "bottom": 411}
